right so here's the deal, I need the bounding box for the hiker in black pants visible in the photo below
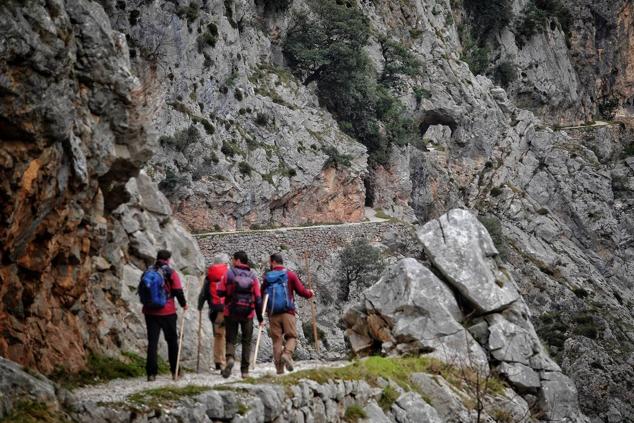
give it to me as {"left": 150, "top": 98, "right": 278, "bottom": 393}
{"left": 140, "top": 250, "right": 188, "bottom": 381}
{"left": 218, "top": 251, "right": 263, "bottom": 378}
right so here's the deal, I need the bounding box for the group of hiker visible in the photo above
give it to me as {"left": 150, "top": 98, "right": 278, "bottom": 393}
{"left": 138, "top": 249, "right": 314, "bottom": 381}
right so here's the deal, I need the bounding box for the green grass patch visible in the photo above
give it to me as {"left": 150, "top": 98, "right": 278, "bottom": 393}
{"left": 245, "top": 356, "right": 506, "bottom": 397}
{"left": 374, "top": 208, "right": 392, "bottom": 220}
{"left": 378, "top": 384, "right": 399, "bottom": 411}
{"left": 237, "top": 402, "right": 250, "bottom": 415}
{"left": 128, "top": 385, "right": 211, "bottom": 409}
{"left": 344, "top": 404, "right": 367, "bottom": 422}
{"left": 50, "top": 352, "right": 168, "bottom": 389}
{"left": 0, "top": 400, "right": 69, "bottom": 423}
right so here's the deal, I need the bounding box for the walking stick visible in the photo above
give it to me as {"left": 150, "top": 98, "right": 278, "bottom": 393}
{"left": 251, "top": 294, "right": 269, "bottom": 369}
{"left": 196, "top": 309, "right": 202, "bottom": 373}
{"left": 304, "top": 252, "right": 320, "bottom": 354}
{"left": 174, "top": 308, "right": 187, "bottom": 380}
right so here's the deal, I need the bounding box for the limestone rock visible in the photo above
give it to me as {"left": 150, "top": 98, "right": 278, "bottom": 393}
{"left": 0, "top": 357, "right": 58, "bottom": 419}
{"left": 344, "top": 258, "right": 488, "bottom": 370}
{"left": 498, "top": 362, "right": 541, "bottom": 391}
{"left": 391, "top": 392, "right": 442, "bottom": 423}
{"left": 417, "top": 209, "right": 520, "bottom": 312}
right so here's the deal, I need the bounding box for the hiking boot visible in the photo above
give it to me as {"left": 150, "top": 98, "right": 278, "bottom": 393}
{"left": 221, "top": 358, "right": 234, "bottom": 379}
{"left": 275, "top": 363, "right": 285, "bottom": 375}
{"left": 281, "top": 354, "right": 294, "bottom": 372}
{"left": 241, "top": 371, "right": 249, "bottom": 379}
{"left": 171, "top": 372, "right": 181, "bottom": 381}
{"left": 147, "top": 375, "right": 156, "bottom": 382}
{"left": 215, "top": 363, "right": 223, "bottom": 371}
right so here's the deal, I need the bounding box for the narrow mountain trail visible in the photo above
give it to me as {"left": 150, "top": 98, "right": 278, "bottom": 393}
{"left": 72, "top": 360, "right": 349, "bottom": 404}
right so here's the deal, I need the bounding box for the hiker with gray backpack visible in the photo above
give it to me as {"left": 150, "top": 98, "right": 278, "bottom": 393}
{"left": 218, "top": 251, "right": 263, "bottom": 379}
{"left": 262, "top": 253, "right": 314, "bottom": 375}
{"left": 138, "top": 250, "right": 188, "bottom": 382}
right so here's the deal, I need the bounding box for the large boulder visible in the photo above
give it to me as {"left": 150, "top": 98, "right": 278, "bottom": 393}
{"left": 343, "top": 258, "right": 488, "bottom": 370}
{"left": 0, "top": 357, "right": 60, "bottom": 419}
{"left": 417, "top": 209, "right": 520, "bottom": 312}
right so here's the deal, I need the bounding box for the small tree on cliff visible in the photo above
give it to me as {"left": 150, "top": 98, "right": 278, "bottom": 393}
{"left": 337, "top": 239, "right": 384, "bottom": 302}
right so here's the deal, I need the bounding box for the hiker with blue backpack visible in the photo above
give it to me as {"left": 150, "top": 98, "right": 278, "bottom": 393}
{"left": 218, "top": 251, "right": 263, "bottom": 379}
{"left": 262, "top": 253, "right": 314, "bottom": 375}
{"left": 138, "top": 249, "right": 188, "bottom": 382}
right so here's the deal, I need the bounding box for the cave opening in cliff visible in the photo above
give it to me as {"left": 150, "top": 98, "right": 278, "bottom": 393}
{"left": 419, "top": 110, "right": 458, "bottom": 139}
{"left": 364, "top": 177, "right": 375, "bottom": 208}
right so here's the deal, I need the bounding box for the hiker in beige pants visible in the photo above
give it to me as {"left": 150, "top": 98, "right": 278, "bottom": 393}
{"left": 197, "top": 254, "right": 229, "bottom": 370}
{"left": 262, "top": 253, "right": 314, "bottom": 374}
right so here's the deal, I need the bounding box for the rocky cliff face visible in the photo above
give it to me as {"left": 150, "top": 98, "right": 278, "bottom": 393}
{"left": 2, "top": 0, "right": 633, "bottom": 421}
{"left": 0, "top": 0, "right": 206, "bottom": 374}
{"left": 98, "top": 0, "right": 368, "bottom": 232}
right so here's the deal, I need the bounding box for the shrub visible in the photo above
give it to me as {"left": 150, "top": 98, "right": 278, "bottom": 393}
{"left": 344, "top": 404, "right": 367, "bottom": 422}
{"left": 302, "top": 320, "right": 329, "bottom": 349}
{"left": 322, "top": 146, "right": 352, "bottom": 169}
{"left": 598, "top": 97, "right": 619, "bottom": 120}
{"left": 515, "top": 0, "right": 572, "bottom": 46}
{"left": 159, "top": 169, "right": 187, "bottom": 195}
{"left": 494, "top": 61, "right": 517, "bottom": 87}
{"left": 413, "top": 87, "right": 432, "bottom": 104}
{"left": 379, "top": 37, "right": 422, "bottom": 87}
{"left": 177, "top": 1, "right": 200, "bottom": 21}
{"left": 464, "top": 0, "right": 513, "bottom": 40}
{"left": 192, "top": 116, "right": 215, "bottom": 135}
{"left": 238, "top": 161, "right": 252, "bottom": 176}
{"left": 573, "top": 287, "right": 589, "bottom": 298}
{"left": 378, "top": 385, "right": 399, "bottom": 411}
{"left": 338, "top": 239, "right": 384, "bottom": 301}
{"left": 197, "top": 24, "right": 218, "bottom": 52}
{"left": 221, "top": 140, "right": 242, "bottom": 157}
{"left": 255, "top": 112, "right": 269, "bottom": 126}
{"left": 477, "top": 215, "right": 508, "bottom": 260}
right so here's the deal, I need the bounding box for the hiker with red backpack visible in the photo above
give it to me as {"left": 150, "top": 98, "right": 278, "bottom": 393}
{"left": 218, "top": 251, "right": 263, "bottom": 378}
{"left": 138, "top": 250, "right": 188, "bottom": 382}
{"left": 197, "top": 254, "right": 229, "bottom": 372}
{"left": 262, "top": 253, "right": 314, "bottom": 375}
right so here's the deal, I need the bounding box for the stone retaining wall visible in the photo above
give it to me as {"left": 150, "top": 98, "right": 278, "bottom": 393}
{"left": 195, "top": 221, "right": 418, "bottom": 267}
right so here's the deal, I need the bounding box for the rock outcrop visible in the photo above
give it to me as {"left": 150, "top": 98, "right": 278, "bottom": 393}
{"left": 0, "top": 353, "right": 532, "bottom": 423}
{"left": 99, "top": 0, "right": 368, "bottom": 232}
{"left": 0, "top": 0, "right": 205, "bottom": 374}
{"left": 344, "top": 209, "right": 588, "bottom": 422}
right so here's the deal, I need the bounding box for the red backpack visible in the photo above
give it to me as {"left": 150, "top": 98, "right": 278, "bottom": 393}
{"left": 207, "top": 263, "right": 227, "bottom": 311}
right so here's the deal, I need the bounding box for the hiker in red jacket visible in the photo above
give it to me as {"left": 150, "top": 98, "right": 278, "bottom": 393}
{"left": 218, "top": 251, "right": 263, "bottom": 378}
{"left": 141, "top": 250, "right": 187, "bottom": 382}
{"left": 262, "top": 253, "right": 314, "bottom": 375}
{"left": 197, "top": 254, "right": 229, "bottom": 371}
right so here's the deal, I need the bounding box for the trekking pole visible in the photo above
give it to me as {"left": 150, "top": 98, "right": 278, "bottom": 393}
{"left": 252, "top": 294, "right": 269, "bottom": 370}
{"left": 175, "top": 308, "right": 187, "bottom": 380}
{"left": 196, "top": 309, "right": 202, "bottom": 373}
{"left": 304, "top": 252, "right": 320, "bottom": 354}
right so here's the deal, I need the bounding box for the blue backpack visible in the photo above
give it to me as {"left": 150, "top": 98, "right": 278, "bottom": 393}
{"left": 264, "top": 270, "right": 295, "bottom": 314}
{"left": 138, "top": 265, "right": 169, "bottom": 308}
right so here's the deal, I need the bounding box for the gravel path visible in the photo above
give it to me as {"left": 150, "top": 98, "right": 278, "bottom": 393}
{"left": 72, "top": 360, "right": 348, "bottom": 404}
